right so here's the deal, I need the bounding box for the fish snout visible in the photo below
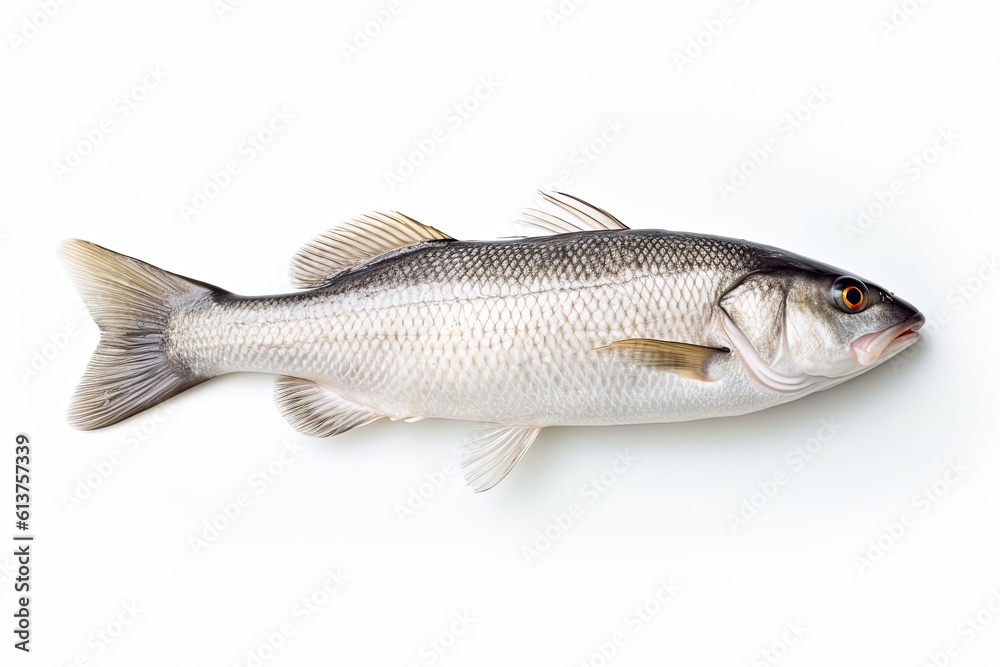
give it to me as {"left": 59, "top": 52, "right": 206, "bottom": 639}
{"left": 851, "top": 312, "right": 925, "bottom": 366}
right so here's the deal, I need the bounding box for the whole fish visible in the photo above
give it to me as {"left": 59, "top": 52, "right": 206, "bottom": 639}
{"left": 60, "top": 192, "right": 923, "bottom": 491}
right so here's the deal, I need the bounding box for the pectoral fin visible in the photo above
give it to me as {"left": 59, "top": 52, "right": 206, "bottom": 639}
{"left": 597, "top": 339, "right": 729, "bottom": 381}
{"left": 461, "top": 424, "right": 542, "bottom": 492}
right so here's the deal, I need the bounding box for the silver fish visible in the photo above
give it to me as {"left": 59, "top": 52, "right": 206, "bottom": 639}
{"left": 60, "top": 192, "right": 924, "bottom": 491}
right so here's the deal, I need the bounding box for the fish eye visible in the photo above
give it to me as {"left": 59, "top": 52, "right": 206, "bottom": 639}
{"left": 831, "top": 276, "right": 869, "bottom": 313}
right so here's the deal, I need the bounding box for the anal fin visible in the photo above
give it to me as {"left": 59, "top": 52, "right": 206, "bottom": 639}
{"left": 274, "top": 376, "right": 382, "bottom": 437}
{"left": 461, "top": 424, "right": 542, "bottom": 492}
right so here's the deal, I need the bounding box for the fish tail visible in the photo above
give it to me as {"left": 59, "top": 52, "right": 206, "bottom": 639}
{"left": 58, "top": 239, "right": 225, "bottom": 430}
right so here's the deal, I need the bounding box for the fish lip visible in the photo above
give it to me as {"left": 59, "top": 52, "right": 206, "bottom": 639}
{"left": 851, "top": 313, "right": 925, "bottom": 366}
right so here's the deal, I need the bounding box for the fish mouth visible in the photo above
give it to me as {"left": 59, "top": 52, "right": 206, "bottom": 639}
{"left": 851, "top": 313, "right": 925, "bottom": 367}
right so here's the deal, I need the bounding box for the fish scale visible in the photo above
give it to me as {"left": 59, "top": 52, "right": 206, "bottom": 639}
{"left": 169, "top": 231, "right": 767, "bottom": 425}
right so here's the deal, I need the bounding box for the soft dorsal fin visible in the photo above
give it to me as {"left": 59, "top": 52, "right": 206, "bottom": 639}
{"left": 516, "top": 191, "right": 630, "bottom": 236}
{"left": 461, "top": 424, "right": 542, "bottom": 492}
{"left": 289, "top": 211, "right": 453, "bottom": 288}
{"left": 273, "top": 375, "right": 382, "bottom": 436}
{"left": 596, "top": 339, "right": 729, "bottom": 381}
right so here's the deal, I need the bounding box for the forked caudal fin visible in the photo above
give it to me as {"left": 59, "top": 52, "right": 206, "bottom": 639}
{"left": 59, "top": 240, "right": 225, "bottom": 430}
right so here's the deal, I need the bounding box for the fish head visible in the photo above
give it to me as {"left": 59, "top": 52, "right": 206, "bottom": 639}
{"left": 720, "top": 265, "right": 923, "bottom": 393}
{"left": 783, "top": 272, "right": 924, "bottom": 377}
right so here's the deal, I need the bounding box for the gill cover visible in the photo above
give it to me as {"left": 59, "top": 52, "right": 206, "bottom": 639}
{"left": 719, "top": 273, "right": 827, "bottom": 395}
{"left": 719, "top": 273, "right": 787, "bottom": 366}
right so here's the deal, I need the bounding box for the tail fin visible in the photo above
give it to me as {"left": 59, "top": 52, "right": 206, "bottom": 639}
{"left": 59, "top": 239, "right": 223, "bottom": 430}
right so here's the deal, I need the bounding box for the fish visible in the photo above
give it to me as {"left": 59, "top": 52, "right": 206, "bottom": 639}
{"left": 59, "top": 192, "right": 924, "bottom": 491}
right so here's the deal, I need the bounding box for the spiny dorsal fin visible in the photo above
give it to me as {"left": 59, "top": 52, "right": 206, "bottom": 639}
{"left": 274, "top": 375, "right": 382, "bottom": 437}
{"left": 515, "top": 191, "right": 630, "bottom": 236}
{"left": 461, "top": 424, "right": 542, "bottom": 492}
{"left": 289, "top": 211, "right": 453, "bottom": 288}
{"left": 597, "top": 339, "right": 729, "bottom": 381}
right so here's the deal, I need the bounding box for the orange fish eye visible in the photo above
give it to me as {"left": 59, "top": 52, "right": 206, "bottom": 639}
{"left": 842, "top": 285, "right": 864, "bottom": 310}
{"left": 830, "top": 276, "right": 870, "bottom": 313}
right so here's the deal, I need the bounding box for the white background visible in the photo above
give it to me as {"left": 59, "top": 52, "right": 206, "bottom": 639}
{"left": 2, "top": 1, "right": 999, "bottom": 666}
